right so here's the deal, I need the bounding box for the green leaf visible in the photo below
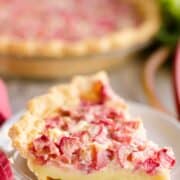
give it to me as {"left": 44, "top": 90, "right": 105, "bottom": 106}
{"left": 157, "top": 0, "right": 180, "bottom": 45}
{"left": 160, "top": 0, "right": 180, "bottom": 20}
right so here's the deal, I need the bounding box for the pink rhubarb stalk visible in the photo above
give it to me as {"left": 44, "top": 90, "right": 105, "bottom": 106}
{"left": 173, "top": 41, "right": 180, "bottom": 120}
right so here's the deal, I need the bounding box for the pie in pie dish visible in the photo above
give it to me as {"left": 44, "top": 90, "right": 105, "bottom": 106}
{"left": 9, "top": 72, "right": 175, "bottom": 180}
{"left": 0, "top": 0, "right": 160, "bottom": 58}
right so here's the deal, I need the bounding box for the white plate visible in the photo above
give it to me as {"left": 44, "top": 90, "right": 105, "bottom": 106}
{"left": 0, "top": 102, "right": 180, "bottom": 179}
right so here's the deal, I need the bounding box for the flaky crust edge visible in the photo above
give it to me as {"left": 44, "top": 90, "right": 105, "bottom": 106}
{"left": 0, "top": 0, "right": 160, "bottom": 58}
{"left": 8, "top": 72, "right": 127, "bottom": 159}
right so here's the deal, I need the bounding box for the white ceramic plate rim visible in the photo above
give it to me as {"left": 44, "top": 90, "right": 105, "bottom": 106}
{"left": 130, "top": 101, "right": 180, "bottom": 129}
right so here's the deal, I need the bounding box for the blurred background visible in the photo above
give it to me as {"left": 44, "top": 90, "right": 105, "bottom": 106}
{"left": 0, "top": 0, "right": 179, "bottom": 120}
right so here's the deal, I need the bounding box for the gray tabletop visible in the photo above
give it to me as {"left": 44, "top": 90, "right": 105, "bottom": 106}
{"left": 5, "top": 58, "right": 175, "bottom": 115}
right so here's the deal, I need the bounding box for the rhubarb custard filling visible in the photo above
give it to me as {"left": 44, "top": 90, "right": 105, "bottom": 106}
{"left": 9, "top": 72, "right": 175, "bottom": 180}
{"left": 0, "top": 0, "right": 142, "bottom": 42}
{"left": 28, "top": 103, "right": 175, "bottom": 174}
{"left": 0, "top": 0, "right": 160, "bottom": 58}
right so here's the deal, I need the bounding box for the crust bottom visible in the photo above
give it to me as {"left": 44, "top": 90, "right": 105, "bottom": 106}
{"left": 0, "top": 53, "right": 132, "bottom": 79}
{"left": 28, "top": 160, "right": 170, "bottom": 180}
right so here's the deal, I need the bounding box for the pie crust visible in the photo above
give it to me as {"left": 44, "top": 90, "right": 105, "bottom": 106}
{"left": 0, "top": 0, "right": 160, "bottom": 58}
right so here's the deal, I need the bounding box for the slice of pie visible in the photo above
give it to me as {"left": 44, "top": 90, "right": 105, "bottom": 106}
{"left": 0, "top": 0, "right": 160, "bottom": 58}
{"left": 9, "top": 72, "right": 175, "bottom": 180}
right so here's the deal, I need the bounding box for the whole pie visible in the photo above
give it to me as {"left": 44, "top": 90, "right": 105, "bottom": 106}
{"left": 0, "top": 0, "right": 160, "bottom": 57}
{"left": 9, "top": 72, "right": 175, "bottom": 180}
